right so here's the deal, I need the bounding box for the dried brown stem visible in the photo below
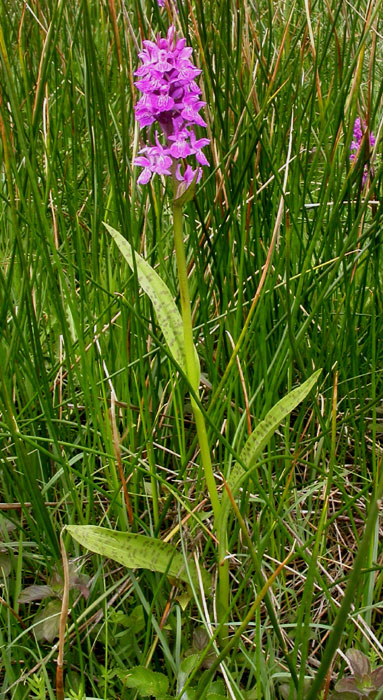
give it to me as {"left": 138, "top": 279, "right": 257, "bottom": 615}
{"left": 56, "top": 531, "right": 70, "bottom": 700}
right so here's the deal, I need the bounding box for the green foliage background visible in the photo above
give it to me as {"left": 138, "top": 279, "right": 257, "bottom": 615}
{"left": 0, "top": 0, "right": 382, "bottom": 698}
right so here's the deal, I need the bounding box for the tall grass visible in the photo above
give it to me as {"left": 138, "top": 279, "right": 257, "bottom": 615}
{"left": 0, "top": 0, "right": 382, "bottom": 698}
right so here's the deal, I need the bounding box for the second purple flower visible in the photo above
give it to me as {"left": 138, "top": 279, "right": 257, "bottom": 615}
{"left": 350, "top": 117, "right": 375, "bottom": 186}
{"left": 134, "top": 25, "right": 210, "bottom": 187}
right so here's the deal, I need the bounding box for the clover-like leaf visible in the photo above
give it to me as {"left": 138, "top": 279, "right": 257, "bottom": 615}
{"left": 0, "top": 552, "right": 11, "bottom": 577}
{"left": 330, "top": 691, "right": 363, "bottom": 700}
{"left": 330, "top": 651, "right": 383, "bottom": 700}
{"left": 279, "top": 679, "right": 312, "bottom": 699}
{"left": 278, "top": 683, "right": 291, "bottom": 700}
{"left": 33, "top": 599, "right": 61, "bottom": 642}
{"left": 208, "top": 680, "right": 226, "bottom": 697}
{"left": 51, "top": 562, "right": 90, "bottom": 599}
{"left": 191, "top": 628, "right": 216, "bottom": 669}
{"left": 346, "top": 650, "right": 371, "bottom": 679}
{"left": 371, "top": 667, "right": 383, "bottom": 690}
{"left": 19, "top": 584, "right": 53, "bottom": 603}
{"left": 335, "top": 677, "right": 364, "bottom": 696}
{"left": 19, "top": 561, "right": 89, "bottom": 605}
{"left": 117, "top": 666, "right": 169, "bottom": 697}
{"left": 178, "top": 653, "right": 201, "bottom": 698}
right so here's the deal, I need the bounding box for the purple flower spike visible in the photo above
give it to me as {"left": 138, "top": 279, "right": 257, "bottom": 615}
{"left": 350, "top": 117, "right": 375, "bottom": 187}
{"left": 134, "top": 25, "right": 209, "bottom": 188}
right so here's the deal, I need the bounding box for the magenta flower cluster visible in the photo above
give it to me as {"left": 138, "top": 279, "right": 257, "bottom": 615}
{"left": 350, "top": 117, "right": 375, "bottom": 186}
{"left": 134, "top": 25, "right": 210, "bottom": 186}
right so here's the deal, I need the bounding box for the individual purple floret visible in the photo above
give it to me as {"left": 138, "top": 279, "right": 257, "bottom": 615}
{"left": 134, "top": 25, "right": 210, "bottom": 187}
{"left": 135, "top": 140, "right": 173, "bottom": 185}
{"left": 350, "top": 117, "right": 375, "bottom": 186}
{"left": 156, "top": 0, "right": 180, "bottom": 10}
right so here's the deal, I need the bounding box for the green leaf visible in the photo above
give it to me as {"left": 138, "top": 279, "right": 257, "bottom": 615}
{"left": 346, "top": 650, "right": 371, "bottom": 679}
{"left": 180, "top": 654, "right": 201, "bottom": 676}
{"left": 0, "top": 553, "right": 11, "bottom": 577}
{"left": 279, "top": 680, "right": 313, "bottom": 700}
{"left": 208, "top": 680, "right": 226, "bottom": 696}
{"left": 104, "top": 223, "right": 186, "bottom": 372}
{"left": 117, "top": 666, "right": 169, "bottom": 697}
{"left": 371, "top": 667, "right": 383, "bottom": 689}
{"left": 178, "top": 653, "right": 201, "bottom": 697}
{"left": 218, "top": 370, "right": 321, "bottom": 543}
{"left": 33, "top": 599, "right": 62, "bottom": 642}
{"left": 19, "top": 584, "right": 53, "bottom": 603}
{"left": 66, "top": 526, "right": 210, "bottom": 589}
{"left": 128, "top": 604, "right": 146, "bottom": 632}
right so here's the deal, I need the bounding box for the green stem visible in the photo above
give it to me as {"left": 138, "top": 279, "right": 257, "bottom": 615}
{"left": 172, "top": 202, "right": 220, "bottom": 523}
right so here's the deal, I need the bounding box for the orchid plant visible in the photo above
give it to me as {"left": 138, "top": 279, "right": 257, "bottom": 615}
{"left": 67, "top": 22, "right": 320, "bottom": 658}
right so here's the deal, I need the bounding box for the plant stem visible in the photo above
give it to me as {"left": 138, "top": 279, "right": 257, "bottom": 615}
{"left": 172, "top": 202, "right": 221, "bottom": 523}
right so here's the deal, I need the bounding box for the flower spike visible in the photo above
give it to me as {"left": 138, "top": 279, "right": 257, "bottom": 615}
{"left": 134, "top": 26, "right": 209, "bottom": 188}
